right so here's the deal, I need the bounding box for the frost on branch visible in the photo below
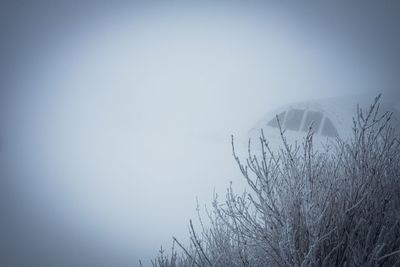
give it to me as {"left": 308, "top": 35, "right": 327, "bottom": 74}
{"left": 152, "top": 95, "right": 400, "bottom": 267}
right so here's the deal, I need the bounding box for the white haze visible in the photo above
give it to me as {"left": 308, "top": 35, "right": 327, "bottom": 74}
{"left": 1, "top": 1, "right": 399, "bottom": 265}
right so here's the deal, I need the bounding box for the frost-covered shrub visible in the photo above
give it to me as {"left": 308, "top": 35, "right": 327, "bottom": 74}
{"left": 152, "top": 96, "right": 400, "bottom": 267}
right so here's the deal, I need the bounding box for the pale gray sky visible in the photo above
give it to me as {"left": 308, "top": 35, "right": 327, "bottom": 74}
{"left": 1, "top": 1, "right": 399, "bottom": 266}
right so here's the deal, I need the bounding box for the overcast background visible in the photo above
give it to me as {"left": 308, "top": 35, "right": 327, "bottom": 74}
{"left": 1, "top": 1, "right": 400, "bottom": 266}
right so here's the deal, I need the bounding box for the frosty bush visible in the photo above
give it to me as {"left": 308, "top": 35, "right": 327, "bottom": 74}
{"left": 151, "top": 95, "right": 400, "bottom": 267}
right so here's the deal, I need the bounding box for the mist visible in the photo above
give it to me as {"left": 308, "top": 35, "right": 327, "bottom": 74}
{"left": 1, "top": 1, "right": 399, "bottom": 266}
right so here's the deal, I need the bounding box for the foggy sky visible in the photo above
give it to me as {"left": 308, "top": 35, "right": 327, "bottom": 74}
{"left": 1, "top": 1, "right": 400, "bottom": 266}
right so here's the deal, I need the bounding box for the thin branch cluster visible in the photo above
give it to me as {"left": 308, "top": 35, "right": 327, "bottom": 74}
{"left": 152, "top": 96, "right": 400, "bottom": 266}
